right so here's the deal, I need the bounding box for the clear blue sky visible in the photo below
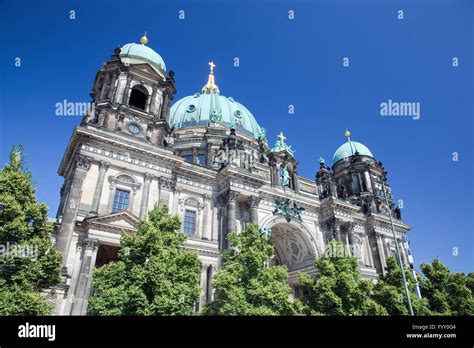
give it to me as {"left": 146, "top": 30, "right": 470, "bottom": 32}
{"left": 0, "top": 0, "right": 472, "bottom": 273}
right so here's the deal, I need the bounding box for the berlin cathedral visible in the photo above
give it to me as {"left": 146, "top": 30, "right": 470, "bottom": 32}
{"left": 52, "top": 35, "right": 415, "bottom": 315}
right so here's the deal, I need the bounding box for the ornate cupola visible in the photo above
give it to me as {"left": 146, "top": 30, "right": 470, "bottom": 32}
{"left": 85, "top": 33, "right": 177, "bottom": 147}
{"left": 268, "top": 132, "right": 299, "bottom": 191}
{"left": 330, "top": 130, "right": 400, "bottom": 219}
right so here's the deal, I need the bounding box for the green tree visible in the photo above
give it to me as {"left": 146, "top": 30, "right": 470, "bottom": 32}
{"left": 372, "top": 256, "right": 430, "bottom": 315}
{"left": 206, "top": 223, "right": 302, "bottom": 315}
{"left": 88, "top": 205, "right": 201, "bottom": 315}
{"left": 299, "top": 240, "right": 387, "bottom": 315}
{"left": 0, "top": 146, "right": 62, "bottom": 315}
{"left": 419, "top": 258, "right": 474, "bottom": 315}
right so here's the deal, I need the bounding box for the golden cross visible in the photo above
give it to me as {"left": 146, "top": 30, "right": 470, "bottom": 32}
{"left": 278, "top": 131, "right": 286, "bottom": 143}
{"left": 209, "top": 61, "right": 216, "bottom": 72}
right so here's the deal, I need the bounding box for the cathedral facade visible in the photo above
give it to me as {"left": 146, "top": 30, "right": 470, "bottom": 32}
{"left": 52, "top": 35, "right": 414, "bottom": 315}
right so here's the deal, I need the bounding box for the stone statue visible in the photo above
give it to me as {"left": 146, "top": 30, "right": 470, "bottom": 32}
{"left": 280, "top": 164, "right": 290, "bottom": 188}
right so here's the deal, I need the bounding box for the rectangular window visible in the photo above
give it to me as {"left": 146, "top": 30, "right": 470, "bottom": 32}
{"left": 197, "top": 154, "right": 206, "bottom": 166}
{"left": 183, "top": 155, "right": 193, "bottom": 163}
{"left": 183, "top": 209, "right": 196, "bottom": 235}
{"left": 112, "top": 189, "right": 129, "bottom": 212}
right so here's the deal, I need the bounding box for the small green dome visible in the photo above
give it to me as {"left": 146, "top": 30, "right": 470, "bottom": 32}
{"left": 333, "top": 141, "right": 374, "bottom": 163}
{"left": 169, "top": 93, "right": 262, "bottom": 139}
{"left": 120, "top": 43, "right": 166, "bottom": 71}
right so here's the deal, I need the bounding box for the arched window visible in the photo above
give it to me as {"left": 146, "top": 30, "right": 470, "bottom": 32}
{"left": 129, "top": 86, "right": 148, "bottom": 110}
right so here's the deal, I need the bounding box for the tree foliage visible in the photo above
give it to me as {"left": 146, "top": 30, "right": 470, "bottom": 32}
{"left": 206, "top": 223, "right": 302, "bottom": 315}
{"left": 88, "top": 205, "right": 201, "bottom": 315}
{"left": 0, "top": 146, "right": 62, "bottom": 315}
{"left": 419, "top": 258, "right": 473, "bottom": 315}
{"left": 299, "top": 241, "right": 387, "bottom": 315}
{"left": 372, "top": 256, "right": 430, "bottom": 315}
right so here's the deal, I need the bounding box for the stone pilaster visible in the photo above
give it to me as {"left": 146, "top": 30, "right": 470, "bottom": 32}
{"left": 90, "top": 161, "right": 109, "bottom": 215}
{"left": 123, "top": 76, "right": 132, "bottom": 104}
{"left": 212, "top": 196, "right": 221, "bottom": 242}
{"left": 248, "top": 196, "right": 261, "bottom": 224}
{"left": 149, "top": 85, "right": 158, "bottom": 114}
{"left": 139, "top": 173, "right": 153, "bottom": 219}
{"left": 202, "top": 195, "right": 211, "bottom": 240}
{"left": 99, "top": 71, "right": 111, "bottom": 100}
{"left": 56, "top": 154, "right": 91, "bottom": 270}
{"left": 107, "top": 71, "right": 118, "bottom": 100}
{"left": 71, "top": 238, "right": 99, "bottom": 315}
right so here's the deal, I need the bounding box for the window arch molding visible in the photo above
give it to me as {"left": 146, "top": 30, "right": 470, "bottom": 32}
{"left": 107, "top": 173, "right": 141, "bottom": 214}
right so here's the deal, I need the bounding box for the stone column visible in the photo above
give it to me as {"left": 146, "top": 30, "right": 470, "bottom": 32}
{"left": 346, "top": 222, "right": 355, "bottom": 254}
{"left": 225, "top": 190, "right": 239, "bottom": 249}
{"left": 56, "top": 154, "right": 91, "bottom": 270}
{"left": 90, "top": 161, "right": 109, "bottom": 215}
{"left": 365, "top": 235, "right": 375, "bottom": 267}
{"left": 202, "top": 195, "right": 211, "bottom": 240}
{"left": 376, "top": 233, "right": 387, "bottom": 273}
{"left": 248, "top": 196, "right": 261, "bottom": 224}
{"left": 139, "top": 173, "right": 153, "bottom": 219}
{"left": 334, "top": 218, "right": 342, "bottom": 242}
{"left": 399, "top": 239, "right": 408, "bottom": 265}
{"left": 198, "top": 264, "right": 208, "bottom": 311}
{"left": 364, "top": 170, "right": 373, "bottom": 193}
{"left": 63, "top": 237, "right": 84, "bottom": 315}
{"left": 71, "top": 238, "right": 99, "bottom": 315}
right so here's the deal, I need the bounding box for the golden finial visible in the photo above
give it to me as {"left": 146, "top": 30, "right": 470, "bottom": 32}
{"left": 345, "top": 129, "right": 351, "bottom": 139}
{"left": 203, "top": 61, "right": 219, "bottom": 94}
{"left": 140, "top": 32, "right": 148, "bottom": 45}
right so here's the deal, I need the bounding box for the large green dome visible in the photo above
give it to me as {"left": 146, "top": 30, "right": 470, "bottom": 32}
{"left": 333, "top": 140, "right": 374, "bottom": 163}
{"left": 120, "top": 42, "right": 166, "bottom": 71}
{"left": 169, "top": 93, "right": 262, "bottom": 139}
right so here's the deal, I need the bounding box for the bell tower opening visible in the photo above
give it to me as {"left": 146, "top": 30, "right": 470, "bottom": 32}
{"left": 129, "top": 86, "right": 148, "bottom": 110}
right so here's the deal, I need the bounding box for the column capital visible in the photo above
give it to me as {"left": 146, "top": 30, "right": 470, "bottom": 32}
{"left": 224, "top": 190, "right": 239, "bottom": 204}
{"left": 248, "top": 195, "right": 261, "bottom": 208}
{"left": 75, "top": 154, "right": 92, "bottom": 171}
{"left": 144, "top": 172, "right": 154, "bottom": 183}
{"left": 99, "top": 160, "right": 110, "bottom": 171}
{"left": 77, "top": 238, "right": 98, "bottom": 251}
{"left": 159, "top": 176, "right": 174, "bottom": 190}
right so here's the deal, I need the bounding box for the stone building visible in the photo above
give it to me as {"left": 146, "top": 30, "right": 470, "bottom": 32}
{"left": 52, "top": 35, "right": 414, "bottom": 315}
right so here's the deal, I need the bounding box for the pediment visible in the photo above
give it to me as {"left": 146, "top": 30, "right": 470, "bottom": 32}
{"left": 84, "top": 211, "right": 139, "bottom": 233}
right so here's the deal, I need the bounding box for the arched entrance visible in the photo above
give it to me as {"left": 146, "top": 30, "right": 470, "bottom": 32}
{"left": 260, "top": 215, "right": 321, "bottom": 299}
{"left": 260, "top": 215, "right": 321, "bottom": 271}
{"left": 268, "top": 222, "right": 316, "bottom": 271}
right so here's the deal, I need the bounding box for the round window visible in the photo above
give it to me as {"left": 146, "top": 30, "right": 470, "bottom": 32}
{"left": 128, "top": 123, "right": 141, "bottom": 134}
{"left": 234, "top": 110, "right": 242, "bottom": 118}
{"left": 187, "top": 104, "right": 196, "bottom": 113}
